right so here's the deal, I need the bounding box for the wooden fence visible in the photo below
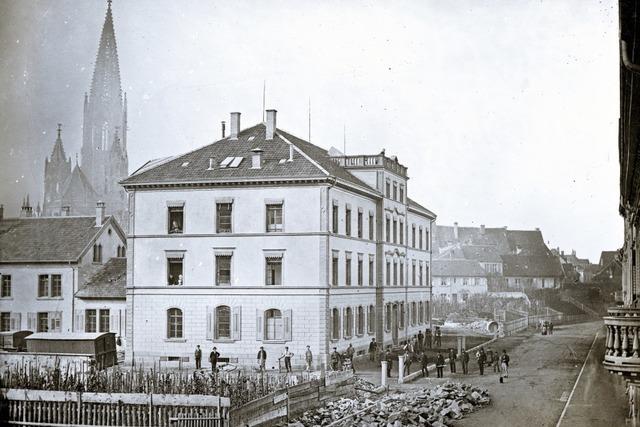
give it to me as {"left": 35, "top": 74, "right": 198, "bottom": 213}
{"left": 0, "top": 388, "right": 230, "bottom": 426}
{"left": 501, "top": 316, "right": 528, "bottom": 336}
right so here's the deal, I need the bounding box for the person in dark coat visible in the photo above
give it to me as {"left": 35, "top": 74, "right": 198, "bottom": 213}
{"left": 500, "top": 349, "right": 510, "bottom": 378}
{"left": 435, "top": 327, "right": 442, "bottom": 348}
{"left": 436, "top": 352, "right": 445, "bottom": 378}
{"left": 368, "top": 338, "right": 378, "bottom": 362}
{"left": 256, "top": 346, "right": 267, "bottom": 372}
{"left": 385, "top": 349, "right": 393, "bottom": 378}
{"left": 448, "top": 348, "right": 457, "bottom": 373}
{"left": 417, "top": 330, "right": 424, "bottom": 351}
{"left": 425, "top": 329, "right": 433, "bottom": 349}
{"left": 194, "top": 345, "right": 202, "bottom": 369}
{"left": 461, "top": 349, "right": 470, "bottom": 374}
{"left": 549, "top": 322, "right": 554, "bottom": 335}
{"left": 209, "top": 347, "right": 220, "bottom": 372}
{"left": 421, "top": 352, "right": 430, "bottom": 377}
{"left": 477, "top": 348, "right": 486, "bottom": 375}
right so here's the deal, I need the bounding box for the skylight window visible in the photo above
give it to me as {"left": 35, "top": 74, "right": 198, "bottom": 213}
{"left": 219, "top": 156, "right": 244, "bottom": 168}
{"left": 181, "top": 161, "right": 189, "bottom": 167}
{"left": 229, "top": 157, "right": 243, "bottom": 168}
{"left": 220, "top": 157, "right": 234, "bottom": 168}
{"left": 248, "top": 136, "right": 255, "bottom": 141}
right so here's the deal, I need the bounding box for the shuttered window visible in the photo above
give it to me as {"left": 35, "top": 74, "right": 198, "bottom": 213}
{"left": 265, "top": 309, "right": 283, "bottom": 341}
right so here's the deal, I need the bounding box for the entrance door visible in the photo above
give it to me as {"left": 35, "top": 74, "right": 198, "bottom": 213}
{"left": 392, "top": 304, "right": 399, "bottom": 345}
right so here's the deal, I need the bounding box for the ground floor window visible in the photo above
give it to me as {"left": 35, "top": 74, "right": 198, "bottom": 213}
{"left": 344, "top": 307, "right": 353, "bottom": 338}
{"left": 167, "top": 308, "right": 183, "bottom": 339}
{"left": 331, "top": 308, "right": 340, "bottom": 340}
{"left": 86, "top": 309, "right": 97, "bottom": 332}
{"left": 367, "top": 305, "right": 375, "bottom": 334}
{"left": 215, "top": 305, "right": 231, "bottom": 339}
{"left": 37, "top": 312, "right": 49, "bottom": 333}
{"left": 0, "top": 312, "right": 10, "bottom": 332}
{"left": 356, "top": 306, "right": 364, "bottom": 335}
{"left": 265, "top": 309, "right": 283, "bottom": 341}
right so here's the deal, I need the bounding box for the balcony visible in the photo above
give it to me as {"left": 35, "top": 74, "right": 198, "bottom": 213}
{"left": 603, "top": 307, "right": 640, "bottom": 379}
{"left": 331, "top": 154, "right": 408, "bottom": 178}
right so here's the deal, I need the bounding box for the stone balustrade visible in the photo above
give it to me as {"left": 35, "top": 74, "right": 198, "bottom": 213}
{"left": 603, "top": 306, "right": 640, "bottom": 378}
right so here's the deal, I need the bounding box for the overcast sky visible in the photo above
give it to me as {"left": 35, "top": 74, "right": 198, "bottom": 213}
{"left": 0, "top": 0, "right": 619, "bottom": 261}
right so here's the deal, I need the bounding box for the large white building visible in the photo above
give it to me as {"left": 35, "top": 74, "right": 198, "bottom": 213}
{"left": 0, "top": 203, "right": 126, "bottom": 336}
{"left": 122, "top": 110, "right": 436, "bottom": 369}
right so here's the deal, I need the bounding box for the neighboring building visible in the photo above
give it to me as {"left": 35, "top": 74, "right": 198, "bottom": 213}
{"left": 121, "top": 110, "right": 436, "bottom": 368}
{"left": 501, "top": 255, "right": 564, "bottom": 289}
{"left": 42, "top": 1, "right": 128, "bottom": 225}
{"left": 0, "top": 203, "right": 126, "bottom": 334}
{"left": 432, "top": 259, "right": 488, "bottom": 302}
{"left": 554, "top": 248, "right": 593, "bottom": 283}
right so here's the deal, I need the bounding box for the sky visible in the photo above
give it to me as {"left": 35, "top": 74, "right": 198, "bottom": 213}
{"left": 0, "top": 0, "right": 620, "bottom": 262}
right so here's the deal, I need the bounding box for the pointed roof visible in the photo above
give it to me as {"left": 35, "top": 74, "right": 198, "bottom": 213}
{"left": 62, "top": 165, "right": 99, "bottom": 200}
{"left": 89, "top": 1, "right": 122, "bottom": 106}
{"left": 48, "top": 124, "right": 68, "bottom": 164}
{"left": 76, "top": 257, "right": 126, "bottom": 299}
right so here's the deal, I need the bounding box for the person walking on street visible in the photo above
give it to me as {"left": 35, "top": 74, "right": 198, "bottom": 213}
{"left": 549, "top": 322, "right": 554, "bottom": 335}
{"left": 421, "top": 351, "right": 430, "bottom": 377}
{"left": 257, "top": 346, "right": 267, "bottom": 372}
{"left": 461, "top": 349, "right": 469, "bottom": 374}
{"left": 426, "top": 329, "right": 433, "bottom": 349}
{"left": 331, "top": 347, "right": 341, "bottom": 371}
{"left": 417, "top": 330, "right": 424, "bottom": 351}
{"left": 368, "top": 338, "right": 378, "bottom": 362}
{"left": 436, "top": 352, "right": 445, "bottom": 378}
{"left": 477, "top": 348, "right": 486, "bottom": 375}
{"left": 500, "top": 349, "right": 510, "bottom": 378}
{"left": 279, "top": 347, "right": 294, "bottom": 373}
{"left": 209, "top": 347, "right": 220, "bottom": 373}
{"left": 345, "top": 343, "right": 356, "bottom": 373}
{"left": 194, "top": 345, "right": 202, "bottom": 369}
{"left": 435, "top": 327, "right": 442, "bottom": 348}
{"left": 448, "top": 348, "right": 457, "bottom": 373}
{"left": 305, "top": 345, "right": 313, "bottom": 372}
{"left": 487, "top": 347, "right": 494, "bottom": 368}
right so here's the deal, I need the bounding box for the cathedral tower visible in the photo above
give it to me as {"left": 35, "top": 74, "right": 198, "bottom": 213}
{"left": 42, "top": 124, "right": 71, "bottom": 216}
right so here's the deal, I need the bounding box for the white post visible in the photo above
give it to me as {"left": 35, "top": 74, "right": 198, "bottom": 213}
{"left": 398, "top": 355, "right": 405, "bottom": 384}
{"left": 381, "top": 361, "right": 388, "bottom": 387}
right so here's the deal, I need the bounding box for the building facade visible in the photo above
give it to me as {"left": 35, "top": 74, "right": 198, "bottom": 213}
{"left": 43, "top": 1, "right": 128, "bottom": 225}
{"left": 432, "top": 259, "right": 489, "bottom": 302}
{"left": 122, "top": 110, "right": 436, "bottom": 369}
{"left": 0, "top": 204, "right": 126, "bottom": 336}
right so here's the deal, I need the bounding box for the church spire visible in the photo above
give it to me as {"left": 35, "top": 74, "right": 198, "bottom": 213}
{"left": 89, "top": 0, "right": 122, "bottom": 106}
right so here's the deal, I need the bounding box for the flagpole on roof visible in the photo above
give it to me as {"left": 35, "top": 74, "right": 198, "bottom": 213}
{"left": 262, "top": 80, "right": 266, "bottom": 122}
{"left": 308, "top": 97, "right": 311, "bottom": 142}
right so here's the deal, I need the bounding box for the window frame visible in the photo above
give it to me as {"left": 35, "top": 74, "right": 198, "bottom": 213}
{"left": 367, "top": 305, "right": 375, "bottom": 334}
{"left": 345, "top": 253, "right": 352, "bottom": 286}
{"left": 99, "top": 309, "right": 110, "bottom": 332}
{"left": 0, "top": 312, "right": 10, "bottom": 332}
{"left": 85, "top": 309, "right": 97, "bottom": 333}
{"left": 166, "top": 308, "right": 184, "bottom": 339}
{"left": 215, "top": 305, "right": 232, "bottom": 340}
{"left": 37, "top": 312, "right": 49, "bottom": 333}
{"left": 368, "top": 256, "right": 374, "bottom": 286}
{"left": 332, "top": 251, "right": 339, "bottom": 286}
{"left": 1, "top": 275, "right": 11, "bottom": 298}
{"left": 167, "top": 257, "right": 184, "bottom": 286}
{"left": 345, "top": 207, "right": 352, "bottom": 236}
{"left": 265, "top": 256, "right": 283, "bottom": 286}
{"left": 264, "top": 308, "right": 284, "bottom": 341}
{"left": 357, "top": 211, "right": 363, "bottom": 238}
{"left": 266, "top": 203, "right": 284, "bottom": 233}
{"left": 215, "top": 255, "right": 232, "bottom": 286}
{"left": 331, "top": 307, "right": 340, "bottom": 341}
{"left": 357, "top": 255, "right": 363, "bottom": 286}
{"left": 368, "top": 212, "right": 374, "bottom": 240}
{"left": 216, "top": 202, "right": 233, "bottom": 233}
{"left": 168, "top": 206, "right": 184, "bottom": 234}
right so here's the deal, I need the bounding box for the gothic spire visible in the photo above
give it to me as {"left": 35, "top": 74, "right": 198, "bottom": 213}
{"left": 89, "top": 0, "right": 122, "bottom": 108}
{"left": 49, "top": 123, "right": 68, "bottom": 164}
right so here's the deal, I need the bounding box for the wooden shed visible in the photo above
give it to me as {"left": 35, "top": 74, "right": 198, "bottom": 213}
{"left": 25, "top": 332, "right": 117, "bottom": 369}
{"left": 0, "top": 330, "right": 32, "bottom": 351}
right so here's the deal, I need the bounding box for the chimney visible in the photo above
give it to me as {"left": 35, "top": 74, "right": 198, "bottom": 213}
{"left": 61, "top": 206, "right": 70, "bottom": 216}
{"left": 0, "top": 204, "right": 3, "bottom": 220}
{"left": 288, "top": 144, "right": 294, "bottom": 162}
{"left": 480, "top": 224, "right": 485, "bottom": 235}
{"left": 207, "top": 157, "right": 215, "bottom": 170}
{"left": 251, "top": 148, "right": 263, "bottom": 169}
{"left": 96, "top": 201, "right": 105, "bottom": 227}
{"left": 453, "top": 222, "right": 459, "bottom": 240}
{"left": 572, "top": 249, "right": 576, "bottom": 257}
{"left": 266, "top": 109, "right": 277, "bottom": 140}
{"left": 221, "top": 121, "right": 226, "bottom": 138}
{"left": 229, "top": 112, "right": 241, "bottom": 140}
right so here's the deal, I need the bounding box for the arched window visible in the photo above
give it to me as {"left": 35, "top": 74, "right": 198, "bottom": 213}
{"left": 356, "top": 306, "right": 364, "bottom": 336}
{"left": 418, "top": 301, "right": 424, "bottom": 323}
{"left": 215, "top": 306, "right": 231, "bottom": 339}
{"left": 93, "top": 244, "right": 102, "bottom": 263}
{"left": 331, "top": 308, "right": 340, "bottom": 340}
{"left": 411, "top": 302, "right": 417, "bottom": 325}
{"left": 367, "top": 305, "right": 375, "bottom": 334}
{"left": 167, "top": 308, "right": 183, "bottom": 339}
{"left": 385, "top": 304, "right": 392, "bottom": 331}
{"left": 265, "top": 309, "right": 283, "bottom": 341}
{"left": 344, "top": 307, "right": 353, "bottom": 338}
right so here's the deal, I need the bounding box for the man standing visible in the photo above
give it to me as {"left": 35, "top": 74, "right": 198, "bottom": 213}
{"left": 331, "top": 347, "right": 341, "bottom": 371}
{"left": 477, "top": 348, "right": 486, "bottom": 376}
{"left": 209, "top": 347, "right": 220, "bottom": 373}
{"left": 385, "top": 349, "right": 393, "bottom": 378}
{"left": 417, "top": 330, "right": 424, "bottom": 352}
{"left": 420, "top": 351, "right": 430, "bottom": 377}
{"left": 436, "top": 352, "right": 445, "bottom": 378}
{"left": 448, "top": 348, "right": 457, "bottom": 373}
{"left": 280, "top": 347, "right": 294, "bottom": 373}
{"left": 500, "top": 349, "right": 510, "bottom": 378}
{"left": 461, "top": 349, "right": 469, "bottom": 375}
{"left": 257, "top": 346, "right": 267, "bottom": 372}
{"left": 425, "top": 328, "right": 432, "bottom": 349}
{"left": 345, "top": 343, "right": 356, "bottom": 373}
{"left": 368, "top": 338, "right": 378, "bottom": 363}
{"left": 194, "top": 345, "right": 202, "bottom": 370}
{"left": 435, "top": 327, "right": 442, "bottom": 348}
{"left": 305, "top": 345, "right": 313, "bottom": 372}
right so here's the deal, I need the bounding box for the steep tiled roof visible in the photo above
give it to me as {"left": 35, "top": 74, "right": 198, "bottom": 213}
{"left": 599, "top": 251, "right": 618, "bottom": 267}
{"left": 407, "top": 197, "right": 436, "bottom": 219}
{"left": 432, "top": 259, "right": 487, "bottom": 277}
{"left": 501, "top": 255, "right": 564, "bottom": 277}
{"left": 461, "top": 245, "right": 503, "bottom": 263}
{"left": 505, "top": 230, "right": 551, "bottom": 256}
{"left": 76, "top": 258, "right": 126, "bottom": 299}
{"left": 122, "top": 123, "right": 375, "bottom": 194}
{"left": 434, "top": 225, "right": 510, "bottom": 252}
{"left": 0, "top": 216, "right": 110, "bottom": 263}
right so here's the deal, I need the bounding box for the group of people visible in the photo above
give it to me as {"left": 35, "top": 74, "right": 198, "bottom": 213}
{"left": 193, "top": 344, "right": 314, "bottom": 373}
{"left": 539, "top": 320, "right": 554, "bottom": 335}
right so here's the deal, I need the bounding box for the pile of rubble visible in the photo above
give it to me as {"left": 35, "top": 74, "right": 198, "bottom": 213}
{"left": 289, "top": 382, "right": 490, "bottom": 426}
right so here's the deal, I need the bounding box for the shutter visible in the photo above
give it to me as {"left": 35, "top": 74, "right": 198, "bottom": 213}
{"left": 284, "top": 309, "right": 292, "bottom": 342}
{"left": 9, "top": 313, "right": 20, "bottom": 331}
{"left": 256, "top": 309, "right": 263, "bottom": 341}
{"left": 114, "top": 310, "right": 122, "bottom": 335}
{"left": 74, "top": 310, "right": 85, "bottom": 333}
{"left": 110, "top": 314, "right": 117, "bottom": 333}
{"left": 49, "top": 312, "right": 56, "bottom": 332}
{"left": 27, "top": 313, "right": 35, "bottom": 331}
{"left": 232, "top": 306, "right": 242, "bottom": 340}
{"left": 206, "top": 306, "right": 213, "bottom": 340}
{"left": 56, "top": 311, "right": 62, "bottom": 332}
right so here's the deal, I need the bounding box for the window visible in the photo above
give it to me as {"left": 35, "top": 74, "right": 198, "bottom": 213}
{"left": 0, "top": 313, "right": 10, "bottom": 332}
{"left": 332, "top": 204, "right": 339, "bottom": 233}
{"left": 266, "top": 203, "right": 283, "bottom": 232}
{"left": 419, "top": 228, "right": 423, "bottom": 250}
{"left": 412, "top": 263, "right": 416, "bottom": 286}
{"left": 265, "top": 309, "right": 283, "bottom": 341}
{"left": 393, "top": 219, "right": 397, "bottom": 244}
{"left": 425, "top": 229, "right": 430, "bottom": 250}
{"left": 345, "top": 207, "right": 351, "bottom": 236}
{"left": 93, "top": 244, "right": 102, "bottom": 263}
{"left": 85, "top": 309, "right": 97, "bottom": 332}
{"left": 216, "top": 255, "right": 232, "bottom": 286}
{"left": 344, "top": 307, "right": 353, "bottom": 338}
{"left": 38, "top": 275, "right": 48, "bottom": 297}
{"left": 368, "top": 213, "right": 374, "bottom": 240}
{"left": 331, "top": 308, "right": 340, "bottom": 340}
{"left": 399, "top": 220, "right": 404, "bottom": 245}
{"left": 168, "top": 206, "right": 184, "bottom": 234}
{"left": 385, "top": 304, "right": 392, "bottom": 331}
{"left": 419, "top": 301, "right": 424, "bottom": 323}
{"left": 411, "top": 302, "right": 417, "bottom": 325}
{"left": 37, "top": 274, "right": 61, "bottom": 298}
{"left": 385, "top": 180, "right": 391, "bottom": 198}
{"left": 425, "top": 301, "right": 430, "bottom": 321}
{"left": 332, "top": 252, "right": 339, "bottom": 286}
{"left": 399, "top": 185, "right": 404, "bottom": 203}
{"left": 168, "top": 258, "right": 184, "bottom": 285}
{"left": 425, "top": 264, "right": 430, "bottom": 286}
{"left": 393, "top": 261, "right": 398, "bottom": 286}
{"left": 386, "top": 261, "right": 391, "bottom": 286}
{"left": 117, "top": 246, "right": 126, "bottom": 257}
{"left": 167, "top": 308, "right": 183, "bottom": 339}
{"left": 357, "top": 257, "right": 363, "bottom": 286}
{"left": 1, "top": 275, "right": 11, "bottom": 297}
{"left": 463, "top": 278, "right": 469, "bottom": 286}
{"left": 399, "top": 261, "right": 404, "bottom": 286}
{"left": 393, "top": 182, "right": 397, "bottom": 200}
{"left": 37, "top": 312, "right": 49, "bottom": 333}
{"left": 356, "top": 306, "right": 364, "bottom": 335}
{"left": 385, "top": 218, "right": 390, "bottom": 243}
{"left": 399, "top": 303, "right": 405, "bottom": 329}
{"left": 369, "top": 257, "right": 374, "bottom": 286}
{"left": 412, "top": 225, "right": 416, "bottom": 247}
{"left": 367, "top": 305, "right": 375, "bottom": 334}
{"left": 419, "top": 262, "right": 423, "bottom": 286}
{"left": 345, "top": 254, "right": 352, "bottom": 286}
{"left": 216, "top": 202, "right": 232, "bottom": 233}
{"left": 99, "top": 309, "right": 109, "bottom": 332}
{"left": 357, "top": 211, "right": 363, "bottom": 238}
{"left": 266, "top": 257, "right": 282, "bottom": 286}
{"left": 215, "top": 306, "right": 231, "bottom": 339}
{"left": 51, "top": 275, "right": 61, "bottom": 297}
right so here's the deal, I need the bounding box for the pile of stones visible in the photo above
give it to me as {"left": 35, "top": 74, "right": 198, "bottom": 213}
{"left": 289, "top": 382, "right": 490, "bottom": 427}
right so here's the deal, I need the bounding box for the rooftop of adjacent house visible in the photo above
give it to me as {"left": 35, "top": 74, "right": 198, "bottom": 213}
{"left": 432, "top": 259, "right": 487, "bottom": 277}
{"left": 501, "top": 254, "right": 564, "bottom": 278}
{"left": 599, "top": 250, "right": 618, "bottom": 266}
{"left": 76, "top": 258, "right": 126, "bottom": 300}
{"left": 0, "top": 216, "right": 111, "bottom": 263}
{"left": 461, "top": 245, "right": 503, "bottom": 263}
